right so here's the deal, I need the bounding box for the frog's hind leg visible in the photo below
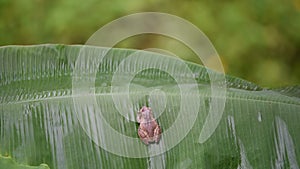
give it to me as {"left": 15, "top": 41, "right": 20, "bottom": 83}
{"left": 154, "top": 125, "right": 161, "bottom": 143}
{"left": 138, "top": 127, "right": 149, "bottom": 145}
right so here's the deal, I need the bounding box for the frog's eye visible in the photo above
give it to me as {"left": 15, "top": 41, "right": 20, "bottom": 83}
{"left": 140, "top": 106, "right": 148, "bottom": 112}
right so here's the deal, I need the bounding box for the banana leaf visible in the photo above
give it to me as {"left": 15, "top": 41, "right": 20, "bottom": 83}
{"left": 0, "top": 44, "right": 299, "bottom": 169}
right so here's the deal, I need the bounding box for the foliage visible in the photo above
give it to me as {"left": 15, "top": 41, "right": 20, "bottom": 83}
{"left": 0, "top": 45, "right": 299, "bottom": 169}
{"left": 0, "top": 0, "right": 299, "bottom": 86}
{"left": 0, "top": 155, "right": 49, "bottom": 169}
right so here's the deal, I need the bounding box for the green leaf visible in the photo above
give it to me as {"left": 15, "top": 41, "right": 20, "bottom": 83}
{"left": 0, "top": 154, "right": 49, "bottom": 169}
{"left": 0, "top": 44, "right": 299, "bottom": 169}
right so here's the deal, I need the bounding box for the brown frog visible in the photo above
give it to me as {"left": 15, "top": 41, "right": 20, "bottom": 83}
{"left": 137, "top": 106, "right": 161, "bottom": 145}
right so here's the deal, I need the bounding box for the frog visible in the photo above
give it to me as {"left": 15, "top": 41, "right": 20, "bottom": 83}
{"left": 137, "top": 106, "right": 161, "bottom": 145}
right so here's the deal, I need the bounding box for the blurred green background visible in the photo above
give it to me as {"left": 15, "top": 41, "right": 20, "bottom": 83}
{"left": 1, "top": 0, "right": 299, "bottom": 87}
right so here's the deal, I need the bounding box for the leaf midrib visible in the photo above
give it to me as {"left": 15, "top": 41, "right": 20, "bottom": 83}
{"left": 2, "top": 86, "right": 300, "bottom": 107}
